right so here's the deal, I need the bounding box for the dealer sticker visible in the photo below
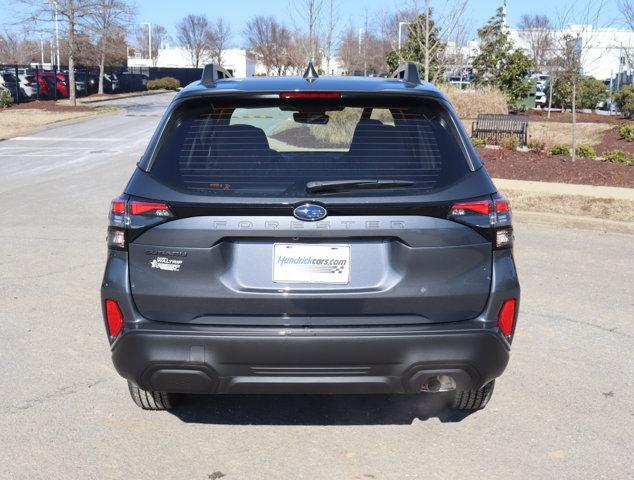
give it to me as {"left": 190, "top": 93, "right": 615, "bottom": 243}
{"left": 273, "top": 244, "right": 350, "bottom": 284}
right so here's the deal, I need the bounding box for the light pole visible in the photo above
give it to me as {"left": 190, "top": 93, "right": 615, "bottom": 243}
{"left": 51, "top": 0, "right": 61, "bottom": 66}
{"left": 39, "top": 34, "right": 44, "bottom": 66}
{"left": 141, "top": 22, "right": 152, "bottom": 64}
{"left": 398, "top": 21, "right": 410, "bottom": 50}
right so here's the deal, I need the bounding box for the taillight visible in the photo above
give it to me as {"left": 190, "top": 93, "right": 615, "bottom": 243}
{"left": 129, "top": 200, "right": 170, "bottom": 216}
{"left": 105, "top": 299, "right": 124, "bottom": 337}
{"left": 497, "top": 299, "right": 517, "bottom": 337}
{"left": 448, "top": 195, "right": 513, "bottom": 249}
{"left": 279, "top": 91, "right": 341, "bottom": 99}
{"left": 107, "top": 195, "right": 173, "bottom": 250}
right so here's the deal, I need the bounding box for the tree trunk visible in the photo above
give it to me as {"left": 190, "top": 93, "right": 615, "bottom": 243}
{"left": 424, "top": 0, "right": 430, "bottom": 82}
{"left": 98, "top": 50, "right": 105, "bottom": 95}
{"left": 571, "top": 80, "right": 577, "bottom": 162}
{"left": 547, "top": 75, "right": 554, "bottom": 119}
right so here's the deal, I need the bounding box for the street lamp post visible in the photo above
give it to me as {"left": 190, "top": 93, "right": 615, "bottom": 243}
{"left": 398, "top": 21, "right": 411, "bottom": 50}
{"left": 52, "top": 0, "right": 61, "bottom": 66}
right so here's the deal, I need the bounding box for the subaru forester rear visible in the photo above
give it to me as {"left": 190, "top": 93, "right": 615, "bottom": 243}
{"left": 101, "top": 64, "right": 520, "bottom": 411}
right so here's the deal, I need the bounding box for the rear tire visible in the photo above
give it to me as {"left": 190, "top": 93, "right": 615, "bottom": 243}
{"left": 127, "top": 381, "right": 176, "bottom": 410}
{"left": 452, "top": 380, "right": 495, "bottom": 410}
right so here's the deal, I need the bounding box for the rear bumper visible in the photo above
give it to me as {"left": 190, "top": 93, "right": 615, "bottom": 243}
{"left": 111, "top": 322, "right": 510, "bottom": 394}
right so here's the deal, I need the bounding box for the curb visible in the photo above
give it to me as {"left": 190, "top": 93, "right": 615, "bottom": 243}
{"left": 78, "top": 90, "right": 172, "bottom": 104}
{"left": 513, "top": 211, "right": 634, "bottom": 235}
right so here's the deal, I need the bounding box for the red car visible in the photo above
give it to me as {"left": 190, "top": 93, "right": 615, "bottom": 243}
{"left": 35, "top": 72, "right": 69, "bottom": 98}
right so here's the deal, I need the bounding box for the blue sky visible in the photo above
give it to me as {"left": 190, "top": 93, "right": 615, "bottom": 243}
{"left": 0, "top": 0, "right": 621, "bottom": 45}
{"left": 131, "top": 0, "right": 620, "bottom": 47}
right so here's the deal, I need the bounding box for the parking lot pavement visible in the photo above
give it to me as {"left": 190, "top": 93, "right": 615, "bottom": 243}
{"left": 0, "top": 93, "right": 632, "bottom": 479}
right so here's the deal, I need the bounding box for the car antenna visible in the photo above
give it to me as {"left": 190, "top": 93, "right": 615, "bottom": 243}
{"left": 303, "top": 61, "right": 319, "bottom": 82}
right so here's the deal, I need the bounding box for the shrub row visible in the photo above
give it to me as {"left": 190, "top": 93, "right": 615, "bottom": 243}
{"left": 146, "top": 77, "right": 181, "bottom": 91}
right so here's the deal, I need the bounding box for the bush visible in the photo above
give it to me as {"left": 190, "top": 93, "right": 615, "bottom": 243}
{"left": 472, "top": 137, "right": 487, "bottom": 147}
{"left": 614, "top": 85, "right": 634, "bottom": 116}
{"left": 575, "top": 144, "right": 595, "bottom": 159}
{"left": 501, "top": 136, "right": 519, "bottom": 150}
{"left": 618, "top": 124, "right": 634, "bottom": 142}
{"left": 440, "top": 85, "right": 508, "bottom": 118}
{"left": 527, "top": 139, "right": 545, "bottom": 152}
{"left": 603, "top": 149, "right": 634, "bottom": 166}
{"left": 577, "top": 77, "right": 609, "bottom": 111}
{"left": 0, "top": 89, "right": 12, "bottom": 108}
{"left": 550, "top": 144, "right": 570, "bottom": 156}
{"left": 146, "top": 77, "right": 180, "bottom": 91}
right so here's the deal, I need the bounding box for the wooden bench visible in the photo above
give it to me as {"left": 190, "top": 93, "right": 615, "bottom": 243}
{"left": 471, "top": 114, "right": 529, "bottom": 146}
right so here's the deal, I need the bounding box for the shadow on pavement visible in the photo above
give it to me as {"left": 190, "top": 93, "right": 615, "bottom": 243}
{"left": 168, "top": 393, "right": 477, "bottom": 425}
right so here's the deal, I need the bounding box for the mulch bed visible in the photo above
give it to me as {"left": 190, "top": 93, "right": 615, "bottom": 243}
{"left": 594, "top": 127, "right": 634, "bottom": 156}
{"left": 525, "top": 109, "right": 631, "bottom": 125}
{"left": 4, "top": 100, "right": 94, "bottom": 113}
{"left": 478, "top": 147, "right": 633, "bottom": 188}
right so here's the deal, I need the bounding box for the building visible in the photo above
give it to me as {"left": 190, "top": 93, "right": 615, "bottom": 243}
{"left": 509, "top": 25, "right": 634, "bottom": 81}
{"left": 128, "top": 47, "right": 256, "bottom": 78}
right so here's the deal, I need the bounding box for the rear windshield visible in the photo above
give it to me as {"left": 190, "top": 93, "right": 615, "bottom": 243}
{"left": 150, "top": 97, "right": 472, "bottom": 197}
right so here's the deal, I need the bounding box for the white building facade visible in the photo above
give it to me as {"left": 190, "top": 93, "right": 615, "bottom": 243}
{"left": 508, "top": 25, "right": 634, "bottom": 81}
{"left": 128, "top": 47, "right": 256, "bottom": 78}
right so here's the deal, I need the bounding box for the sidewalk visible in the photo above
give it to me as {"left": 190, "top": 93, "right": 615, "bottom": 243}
{"left": 493, "top": 178, "right": 634, "bottom": 201}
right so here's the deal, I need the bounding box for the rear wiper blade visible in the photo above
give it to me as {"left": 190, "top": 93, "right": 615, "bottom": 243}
{"left": 306, "top": 179, "right": 415, "bottom": 193}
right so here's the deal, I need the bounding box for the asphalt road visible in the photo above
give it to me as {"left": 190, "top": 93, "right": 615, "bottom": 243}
{"left": 0, "top": 93, "right": 632, "bottom": 480}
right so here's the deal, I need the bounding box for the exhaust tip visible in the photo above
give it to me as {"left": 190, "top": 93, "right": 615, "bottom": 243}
{"left": 420, "top": 374, "right": 457, "bottom": 393}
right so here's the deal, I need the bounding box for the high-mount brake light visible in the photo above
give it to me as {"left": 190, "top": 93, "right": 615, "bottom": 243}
{"left": 279, "top": 91, "right": 341, "bottom": 99}
{"left": 498, "top": 299, "right": 517, "bottom": 337}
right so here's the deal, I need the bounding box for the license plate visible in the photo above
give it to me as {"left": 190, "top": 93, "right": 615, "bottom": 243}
{"left": 273, "top": 244, "right": 350, "bottom": 284}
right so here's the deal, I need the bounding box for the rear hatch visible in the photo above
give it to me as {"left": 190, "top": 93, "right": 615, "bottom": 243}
{"left": 123, "top": 93, "right": 497, "bottom": 326}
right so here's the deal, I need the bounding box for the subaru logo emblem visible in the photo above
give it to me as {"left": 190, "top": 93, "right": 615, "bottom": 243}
{"left": 293, "top": 204, "right": 327, "bottom": 222}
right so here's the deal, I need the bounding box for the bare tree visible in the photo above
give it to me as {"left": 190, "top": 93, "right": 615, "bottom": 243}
{"left": 322, "top": 0, "right": 339, "bottom": 74}
{"left": 176, "top": 14, "right": 213, "bottom": 68}
{"left": 551, "top": 0, "right": 609, "bottom": 160}
{"left": 88, "top": 0, "right": 134, "bottom": 94}
{"left": 517, "top": 14, "right": 554, "bottom": 70}
{"left": 15, "top": 0, "right": 98, "bottom": 105}
{"left": 207, "top": 18, "right": 231, "bottom": 66}
{"left": 337, "top": 25, "right": 360, "bottom": 75}
{"left": 290, "top": 0, "right": 324, "bottom": 62}
{"left": 244, "top": 16, "right": 291, "bottom": 75}
{"left": 618, "top": 0, "right": 634, "bottom": 31}
{"left": 134, "top": 24, "right": 168, "bottom": 65}
{"left": 0, "top": 30, "right": 40, "bottom": 64}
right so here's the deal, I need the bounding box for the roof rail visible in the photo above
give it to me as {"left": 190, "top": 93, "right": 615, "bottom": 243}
{"left": 391, "top": 62, "right": 421, "bottom": 85}
{"left": 201, "top": 64, "right": 233, "bottom": 86}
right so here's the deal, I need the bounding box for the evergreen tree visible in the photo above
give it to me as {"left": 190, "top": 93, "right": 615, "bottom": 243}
{"left": 473, "top": 7, "right": 532, "bottom": 108}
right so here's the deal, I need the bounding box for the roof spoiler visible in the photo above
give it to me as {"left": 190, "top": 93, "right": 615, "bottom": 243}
{"left": 201, "top": 64, "right": 233, "bottom": 86}
{"left": 391, "top": 62, "right": 421, "bottom": 85}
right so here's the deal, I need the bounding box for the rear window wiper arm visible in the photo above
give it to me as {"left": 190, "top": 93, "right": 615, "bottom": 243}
{"left": 306, "top": 179, "right": 414, "bottom": 194}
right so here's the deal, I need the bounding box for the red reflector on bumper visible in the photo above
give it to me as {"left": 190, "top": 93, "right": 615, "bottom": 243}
{"left": 498, "top": 299, "right": 517, "bottom": 336}
{"left": 105, "top": 299, "right": 124, "bottom": 337}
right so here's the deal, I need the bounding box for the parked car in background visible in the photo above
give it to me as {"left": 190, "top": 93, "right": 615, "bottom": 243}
{"left": 36, "top": 72, "right": 69, "bottom": 98}
{"left": 0, "top": 71, "right": 27, "bottom": 102}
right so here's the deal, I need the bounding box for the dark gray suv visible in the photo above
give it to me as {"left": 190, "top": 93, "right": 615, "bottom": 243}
{"left": 101, "top": 63, "right": 520, "bottom": 411}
